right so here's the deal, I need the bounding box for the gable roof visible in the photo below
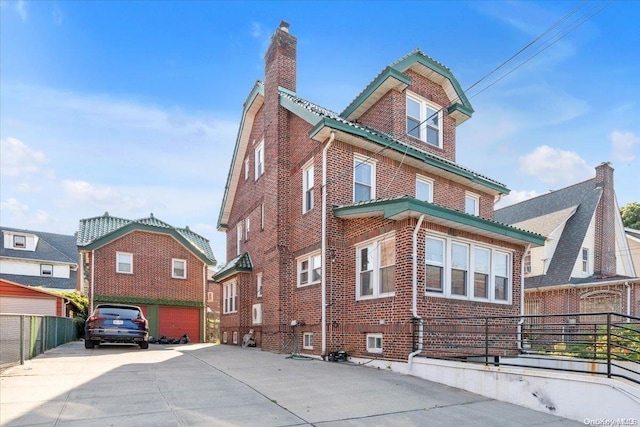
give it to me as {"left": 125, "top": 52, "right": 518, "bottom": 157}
{"left": 334, "top": 195, "right": 545, "bottom": 247}
{"left": 341, "top": 49, "right": 473, "bottom": 125}
{"left": 77, "top": 213, "right": 216, "bottom": 265}
{"left": 1, "top": 227, "right": 78, "bottom": 264}
{"left": 212, "top": 252, "right": 252, "bottom": 282}
{"left": 494, "top": 179, "right": 603, "bottom": 288}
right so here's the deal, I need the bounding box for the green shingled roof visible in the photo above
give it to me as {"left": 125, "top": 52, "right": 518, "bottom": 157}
{"left": 212, "top": 252, "right": 253, "bottom": 281}
{"left": 77, "top": 213, "right": 216, "bottom": 265}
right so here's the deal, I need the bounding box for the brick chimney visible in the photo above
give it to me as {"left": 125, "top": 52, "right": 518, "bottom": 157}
{"left": 264, "top": 20, "right": 296, "bottom": 97}
{"left": 594, "top": 162, "right": 616, "bottom": 276}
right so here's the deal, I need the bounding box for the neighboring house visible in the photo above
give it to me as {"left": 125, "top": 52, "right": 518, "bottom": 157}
{"left": 494, "top": 163, "right": 639, "bottom": 321}
{"left": 626, "top": 228, "right": 640, "bottom": 277}
{"left": 214, "top": 22, "right": 544, "bottom": 361}
{"left": 206, "top": 268, "right": 221, "bottom": 343}
{"left": 0, "top": 227, "right": 78, "bottom": 291}
{"left": 76, "top": 213, "right": 216, "bottom": 343}
{"left": 0, "top": 278, "right": 68, "bottom": 316}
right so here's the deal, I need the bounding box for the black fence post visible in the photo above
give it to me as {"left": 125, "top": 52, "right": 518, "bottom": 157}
{"left": 606, "top": 313, "right": 611, "bottom": 379}
{"left": 484, "top": 317, "right": 489, "bottom": 366}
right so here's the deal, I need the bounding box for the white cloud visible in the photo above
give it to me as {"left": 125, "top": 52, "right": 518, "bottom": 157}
{"left": 518, "top": 145, "right": 593, "bottom": 187}
{"left": 0, "top": 137, "right": 52, "bottom": 178}
{"left": 610, "top": 130, "right": 639, "bottom": 163}
{"left": 251, "top": 22, "right": 264, "bottom": 39}
{"left": 0, "top": 197, "right": 55, "bottom": 228}
{"left": 61, "top": 180, "right": 148, "bottom": 210}
{"left": 15, "top": 0, "right": 27, "bottom": 21}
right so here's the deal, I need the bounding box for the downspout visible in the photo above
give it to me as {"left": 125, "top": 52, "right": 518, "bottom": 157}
{"left": 90, "top": 250, "right": 95, "bottom": 314}
{"left": 517, "top": 244, "right": 531, "bottom": 350}
{"left": 321, "top": 131, "right": 335, "bottom": 358}
{"left": 625, "top": 281, "right": 631, "bottom": 321}
{"left": 203, "top": 264, "right": 207, "bottom": 343}
{"left": 407, "top": 214, "right": 425, "bottom": 369}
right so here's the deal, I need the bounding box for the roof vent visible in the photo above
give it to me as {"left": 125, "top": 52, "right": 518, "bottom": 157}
{"left": 150, "top": 212, "right": 154, "bottom": 218}
{"left": 279, "top": 20, "right": 290, "bottom": 33}
{"left": 103, "top": 211, "right": 109, "bottom": 217}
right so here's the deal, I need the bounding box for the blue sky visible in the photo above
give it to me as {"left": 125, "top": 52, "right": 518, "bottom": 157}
{"left": 1, "top": 0, "right": 638, "bottom": 265}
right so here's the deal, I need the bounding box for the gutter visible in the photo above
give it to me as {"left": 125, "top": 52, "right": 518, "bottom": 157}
{"left": 321, "top": 131, "right": 335, "bottom": 358}
{"left": 407, "top": 214, "right": 425, "bottom": 369}
{"left": 90, "top": 250, "right": 95, "bottom": 314}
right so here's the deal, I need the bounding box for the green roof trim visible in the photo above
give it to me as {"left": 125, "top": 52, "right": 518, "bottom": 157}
{"left": 80, "top": 222, "right": 214, "bottom": 265}
{"left": 309, "top": 117, "right": 509, "bottom": 194}
{"left": 212, "top": 252, "right": 253, "bottom": 281}
{"left": 340, "top": 67, "right": 411, "bottom": 119}
{"left": 95, "top": 295, "right": 204, "bottom": 308}
{"left": 217, "top": 81, "right": 265, "bottom": 230}
{"left": 333, "top": 196, "right": 545, "bottom": 247}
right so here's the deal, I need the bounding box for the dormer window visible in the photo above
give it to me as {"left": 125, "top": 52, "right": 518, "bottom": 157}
{"left": 406, "top": 93, "right": 442, "bottom": 148}
{"left": 13, "top": 235, "right": 26, "bottom": 248}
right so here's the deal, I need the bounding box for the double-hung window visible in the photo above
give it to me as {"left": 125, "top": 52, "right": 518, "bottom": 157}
{"left": 255, "top": 140, "right": 264, "bottom": 180}
{"left": 116, "top": 252, "right": 133, "bottom": 274}
{"left": 298, "top": 252, "right": 321, "bottom": 287}
{"left": 257, "top": 272, "right": 263, "bottom": 297}
{"left": 244, "top": 158, "right": 249, "bottom": 180}
{"left": 354, "top": 154, "right": 375, "bottom": 202}
{"left": 425, "top": 235, "right": 512, "bottom": 303}
{"left": 13, "top": 235, "right": 26, "bottom": 248}
{"left": 356, "top": 234, "right": 395, "bottom": 299}
{"left": 172, "top": 259, "right": 187, "bottom": 279}
{"left": 416, "top": 175, "right": 434, "bottom": 202}
{"left": 236, "top": 222, "right": 243, "bottom": 256}
{"left": 303, "top": 163, "right": 314, "bottom": 213}
{"left": 582, "top": 248, "right": 589, "bottom": 273}
{"left": 465, "top": 192, "right": 480, "bottom": 216}
{"left": 303, "top": 332, "right": 313, "bottom": 350}
{"left": 223, "top": 281, "right": 237, "bottom": 314}
{"left": 406, "top": 93, "right": 442, "bottom": 147}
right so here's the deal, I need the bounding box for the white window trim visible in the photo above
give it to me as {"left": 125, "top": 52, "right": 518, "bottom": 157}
{"left": 172, "top": 258, "right": 187, "bottom": 279}
{"left": 257, "top": 272, "right": 263, "bottom": 297}
{"left": 223, "top": 280, "right": 238, "bottom": 314}
{"left": 222, "top": 331, "right": 228, "bottom": 344}
{"left": 302, "top": 161, "right": 315, "bottom": 214}
{"left": 425, "top": 233, "right": 512, "bottom": 304}
{"left": 233, "top": 331, "right": 238, "bottom": 345}
{"left": 245, "top": 217, "right": 250, "bottom": 241}
{"left": 406, "top": 92, "right": 443, "bottom": 148}
{"left": 303, "top": 332, "right": 313, "bottom": 350}
{"left": 116, "top": 252, "right": 133, "bottom": 274}
{"left": 255, "top": 140, "right": 264, "bottom": 180}
{"left": 260, "top": 203, "right": 265, "bottom": 230}
{"left": 416, "top": 175, "right": 434, "bottom": 203}
{"left": 13, "top": 235, "right": 26, "bottom": 249}
{"left": 244, "top": 157, "right": 249, "bottom": 180}
{"left": 40, "top": 264, "right": 53, "bottom": 276}
{"left": 366, "top": 333, "right": 383, "bottom": 354}
{"left": 297, "top": 251, "right": 322, "bottom": 287}
{"left": 353, "top": 153, "right": 376, "bottom": 203}
{"left": 582, "top": 247, "right": 589, "bottom": 273}
{"left": 465, "top": 192, "right": 480, "bottom": 216}
{"left": 236, "top": 222, "right": 243, "bottom": 256}
{"left": 356, "top": 232, "right": 395, "bottom": 300}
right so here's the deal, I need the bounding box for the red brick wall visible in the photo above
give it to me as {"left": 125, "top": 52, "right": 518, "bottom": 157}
{"left": 89, "top": 230, "right": 204, "bottom": 303}
{"left": 595, "top": 162, "right": 616, "bottom": 275}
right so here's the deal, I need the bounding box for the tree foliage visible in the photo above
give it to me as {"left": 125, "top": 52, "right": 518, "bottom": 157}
{"left": 52, "top": 290, "right": 89, "bottom": 318}
{"left": 621, "top": 202, "right": 640, "bottom": 229}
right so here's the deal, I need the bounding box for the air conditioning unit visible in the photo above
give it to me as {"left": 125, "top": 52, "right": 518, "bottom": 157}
{"left": 252, "top": 303, "right": 263, "bottom": 325}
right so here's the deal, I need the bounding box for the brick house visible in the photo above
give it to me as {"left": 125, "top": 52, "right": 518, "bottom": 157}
{"left": 495, "top": 162, "right": 639, "bottom": 323}
{"left": 77, "top": 213, "right": 216, "bottom": 343}
{"left": 214, "top": 22, "right": 544, "bottom": 361}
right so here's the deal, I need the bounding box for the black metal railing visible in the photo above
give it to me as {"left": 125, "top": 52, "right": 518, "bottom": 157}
{"left": 416, "top": 312, "right": 640, "bottom": 385}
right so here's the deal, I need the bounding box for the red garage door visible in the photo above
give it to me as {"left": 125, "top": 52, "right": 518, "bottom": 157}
{"left": 158, "top": 306, "right": 200, "bottom": 343}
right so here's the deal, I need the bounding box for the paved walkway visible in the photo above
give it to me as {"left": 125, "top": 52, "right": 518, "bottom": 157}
{"left": 1, "top": 341, "right": 582, "bottom": 426}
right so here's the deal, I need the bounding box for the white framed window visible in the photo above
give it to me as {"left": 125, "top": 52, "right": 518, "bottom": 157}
{"left": 298, "top": 252, "right": 321, "bottom": 287}
{"left": 245, "top": 217, "right": 250, "bottom": 241}
{"left": 473, "top": 247, "right": 490, "bottom": 299}
{"left": 582, "top": 248, "right": 589, "bottom": 273}
{"left": 207, "top": 291, "right": 214, "bottom": 302}
{"left": 354, "top": 154, "right": 375, "bottom": 203}
{"left": 236, "top": 222, "right": 243, "bottom": 256}
{"left": 252, "top": 303, "right": 263, "bottom": 325}
{"left": 303, "top": 162, "right": 314, "bottom": 213}
{"left": 223, "top": 280, "right": 238, "bottom": 314}
{"left": 233, "top": 331, "right": 238, "bottom": 345}
{"left": 116, "top": 252, "right": 133, "bottom": 274}
{"left": 13, "top": 235, "right": 26, "bottom": 248}
{"left": 356, "top": 234, "right": 395, "bottom": 300}
{"left": 172, "top": 259, "right": 187, "bottom": 279}
{"left": 222, "top": 331, "right": 228, "bottom": 344}
{"left": 303, "top": 332, "right": 313, "bottom": 350}
{"left": 451, "top": 242, "right": 469, "bottom": 297}
{"left": 425, "top": 234, "right": 512, "bottom": 304}
{"left": 244, "top": 157, "right": 249, "bottom": 180}
{"left": 255, "top": 140, "right": 264, "bottom": 180}
{"left": 416, "top": 175, "right": 433, "bottom": 202}
{"left": 406, "top": 92, "right": 443, "bottom": 147}
{"left": 425, "top": 237, "right": 444, "bottom": 293}
{"left": 465, "top": 192, "right": 480, "bottom": 216}
{"left": 257, "top": 272, "right": 263, "bottom": 297}
{"left": 366, "top": 333, "right": 383, "bottom": 354}
{"left": 40, "top": 264, "right": 53, "bottom": 277}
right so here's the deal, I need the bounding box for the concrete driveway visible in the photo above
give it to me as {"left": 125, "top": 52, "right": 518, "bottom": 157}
{"left": 1, "top": 341, "right": 582, "bottom": 426}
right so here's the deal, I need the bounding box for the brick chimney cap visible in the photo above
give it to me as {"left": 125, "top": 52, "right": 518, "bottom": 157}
{"left": 279, "top": 20, "right": 290, "bottom": 32}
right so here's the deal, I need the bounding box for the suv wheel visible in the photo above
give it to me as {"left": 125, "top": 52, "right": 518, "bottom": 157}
{"left": 139, "top": 341, "right": 149, "bottom": 349}
{"left": 84, "top": 339, "right": 95, "bottom": 349}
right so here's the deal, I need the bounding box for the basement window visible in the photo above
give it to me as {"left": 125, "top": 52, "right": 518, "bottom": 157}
{"left": 366, "top": 333, "right": 383, "bottom": 354}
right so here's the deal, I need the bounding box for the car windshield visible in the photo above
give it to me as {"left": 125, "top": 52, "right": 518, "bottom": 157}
{"left": 96, "top": 307, "right": 141, "bottom": 318}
